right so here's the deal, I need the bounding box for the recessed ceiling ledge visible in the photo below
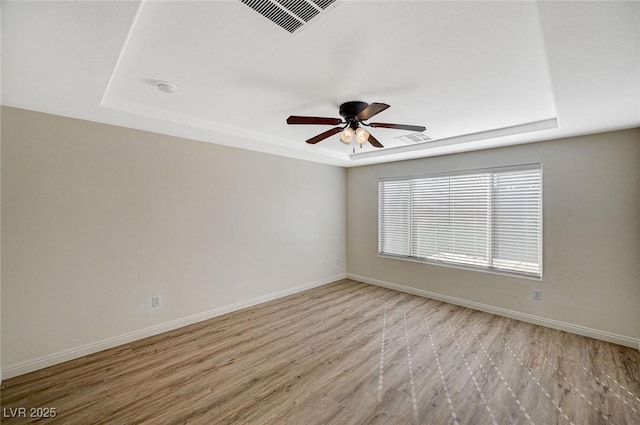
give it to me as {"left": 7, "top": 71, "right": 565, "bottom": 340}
{"left": 350, "top": 118, "right": 559, "bottom": 160}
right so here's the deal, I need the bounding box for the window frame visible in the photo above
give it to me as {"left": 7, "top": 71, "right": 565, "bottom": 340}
{"left": 378, "top": 164, "right": 543, "bottom": 280}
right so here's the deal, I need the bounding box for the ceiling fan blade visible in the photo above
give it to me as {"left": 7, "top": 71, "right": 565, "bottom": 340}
{"left": 356, "top": 103, "right": 390, "bottom": 121}
{"left": 306, "top": 127, "right": 343, "bottom": 144}
{"left": 369, "top": 122, "right": 426, "bottom": 132}
{"left": 367, "top": 133, "right": 384, "bottom": 148}
{"left": 287, "top": 116, "right": 343, "bottom": 125}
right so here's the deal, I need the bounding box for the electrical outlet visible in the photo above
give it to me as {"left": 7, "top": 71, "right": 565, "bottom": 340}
{"left": 533, "top": 290, "right": 542, "bottom": 301}
{"left": 151, "top": 296, "right": 161, "bottom": 308}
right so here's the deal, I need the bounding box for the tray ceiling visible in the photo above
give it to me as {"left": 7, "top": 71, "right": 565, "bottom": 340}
{"left": 3, "top": 1, "right": 639, "bottom": 166}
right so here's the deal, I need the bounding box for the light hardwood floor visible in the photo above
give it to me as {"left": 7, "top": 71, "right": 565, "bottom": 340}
{"left": 2, "top": 279, "right": 639, "bottom": 424}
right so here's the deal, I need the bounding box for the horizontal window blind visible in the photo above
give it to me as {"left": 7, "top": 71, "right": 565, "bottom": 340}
{"left": 379, "top": 165, "right": 542, "bottom": 278}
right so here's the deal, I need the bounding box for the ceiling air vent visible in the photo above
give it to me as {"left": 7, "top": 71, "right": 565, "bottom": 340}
{"left": 240, "top": 0, "right": 339, "bottom": 34}
{"left": 395, "top": 133, "right": 432, "bottom": 144}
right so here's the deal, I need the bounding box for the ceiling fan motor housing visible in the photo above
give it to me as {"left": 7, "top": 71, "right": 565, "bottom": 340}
{"left": 339, "top": 101, "right": 369, "bottom": 120}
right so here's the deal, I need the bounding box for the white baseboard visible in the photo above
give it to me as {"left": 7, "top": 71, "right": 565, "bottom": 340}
{"left": 348, "top": 273, "right": 640, "bottom": 350}
{"left": 2, "top": 273, "right": 346, "bottom": 380}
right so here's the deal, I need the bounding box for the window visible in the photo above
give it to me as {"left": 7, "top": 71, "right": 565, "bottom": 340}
{"left": 379, "top": 165, "right": 542, "bottom": 278}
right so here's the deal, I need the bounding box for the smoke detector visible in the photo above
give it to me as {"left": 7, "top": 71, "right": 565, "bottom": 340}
{"left": 156, "top": 81, "right": 177, "bottom": 94}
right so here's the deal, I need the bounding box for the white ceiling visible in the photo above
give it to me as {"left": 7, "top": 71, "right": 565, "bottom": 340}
{"left": 2, "top": 1, "right": 639, "bottom": 167}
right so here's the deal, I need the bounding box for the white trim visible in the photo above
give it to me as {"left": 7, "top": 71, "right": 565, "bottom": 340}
{"left": 99, "top": 0, "right": 146, "bottom": 106}
{"left": 348, "top": 273, "right": 640, "bottom": 349}
{"left": 1, "top": 274, "right": 346, "bottom": 380}
{"left": 351, "top": 118, "right": 558, "bottom": 160}
{"left": 377, "top": 253, "right": 543, "bottom": 282}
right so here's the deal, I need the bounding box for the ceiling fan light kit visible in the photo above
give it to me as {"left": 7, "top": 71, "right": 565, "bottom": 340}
{"left": 286, "top": 101, "right": 427, "bottom": 151}
{"left": 340, "top": 127, "right": 354, "bottom": 143}
{"left": 355, "top": 127, "right": 369, "bottom": 145}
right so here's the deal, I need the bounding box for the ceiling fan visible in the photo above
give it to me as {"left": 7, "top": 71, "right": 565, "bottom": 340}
{"left": 286, "top": 101, "right": 426, "bottom": 149}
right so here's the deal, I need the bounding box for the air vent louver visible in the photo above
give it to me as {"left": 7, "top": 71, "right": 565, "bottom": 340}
{"left": 240, "top": 0, "right": 338, "bottom": 34}
{"left": 395, "top": 133, "right": 432, "bottom": 144}
{"left": 311, "top": 0, "right": 335, "bottom": 9}
{"left": 277, "top": 0, "right": 319, "bottom": 22}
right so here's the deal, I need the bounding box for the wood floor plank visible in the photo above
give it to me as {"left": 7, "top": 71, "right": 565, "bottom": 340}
{"left": 2, "top": 279, "right": 639, "bottom": 424}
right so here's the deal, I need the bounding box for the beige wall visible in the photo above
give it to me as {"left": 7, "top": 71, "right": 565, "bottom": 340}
{"left": 1, "top": 107, "right": 346, "bottom": 373}
{"left": 0, "top": 113, "right": 2, "bottom": 380}
{"left": 347, "top": 129, "right": 640, "bottom": 343}
{"left": 0, "top": 106, "right": 3, "bottom": 383}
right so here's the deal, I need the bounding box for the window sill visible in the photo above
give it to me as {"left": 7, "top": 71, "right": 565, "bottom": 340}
{"left": 378, "top": 253, "right": 543, "bottom": 281}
